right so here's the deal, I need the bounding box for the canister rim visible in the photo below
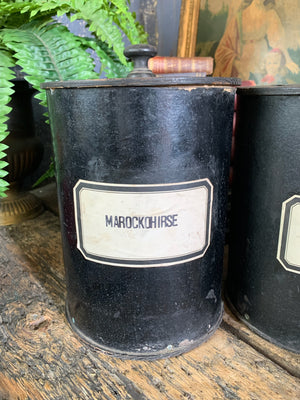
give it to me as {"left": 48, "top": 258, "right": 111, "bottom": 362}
{"left": 41, "top": 76, "right": 240, "bottom": 89}
{"left": 237, "top": 84, "right": 300, "bottom": 96}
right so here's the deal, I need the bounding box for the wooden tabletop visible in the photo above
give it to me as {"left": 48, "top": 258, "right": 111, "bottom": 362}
{"left": 0, "top": 183, "right": 299, "bottom": 400}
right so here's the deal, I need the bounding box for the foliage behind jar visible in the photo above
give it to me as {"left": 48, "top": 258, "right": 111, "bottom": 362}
{"left": 0, "top": 0, "right": 147, "bottom": 197}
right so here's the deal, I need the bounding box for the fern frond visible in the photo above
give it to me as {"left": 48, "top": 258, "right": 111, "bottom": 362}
{"left": 109, "top": 0, "right": 147, "bottom": 45}
{"left": 0, "top": 1, "right": 69, "bottom": 26}
{"left": 0, "top": 2, "right": 42, "bottom": 28}
{"left": 0, "top": 49, "right": 15, "bottom": 197}
{"left": 1, "top": 1, "right": 147, "bottom": 65}
{"left": 0, "top": 178, "right": 9, "bottom": 198}
{"left": 69, "top": 0, "right": 127, "bottom": 64}
{"left": 69, "top": 1, "right": 147, "bottom": 63}
{"left": 78, "top": 36, "right": 132, "bottom": 78}
{"left": 1, "top": 20, "right": 99, "bottom": 108}
{"left": 29, "top": 1, "right": 71, "bottom": 19}
{"left": 32, "top": 158, "right": 55, "bottom": 188}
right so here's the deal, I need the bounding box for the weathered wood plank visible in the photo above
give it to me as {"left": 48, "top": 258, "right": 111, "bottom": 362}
{"left": 222, "top": 306, "right": 300, "bottom": 379}
{"left": 0, "top": 211, "right": 299, "bottom": 400}
{"left": 10, "top": 194, "right": 300, "bottom": 380}
{"left": 222, "top": 248, "right": 300, "bottom": 379}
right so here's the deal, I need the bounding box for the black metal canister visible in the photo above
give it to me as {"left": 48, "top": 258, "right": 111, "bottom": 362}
{"left": 227, "top": 85, "right": 300, "bottom": 353}
{"left": 42, "top": 45, "right": 238, "bottom": 359}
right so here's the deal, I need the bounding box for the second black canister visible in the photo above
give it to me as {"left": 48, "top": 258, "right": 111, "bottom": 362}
{"left": 227, "top": 85, "right": 300, "bottom": 353}
{"left": 42, "top": 45, "right": 238, "bottom": 359}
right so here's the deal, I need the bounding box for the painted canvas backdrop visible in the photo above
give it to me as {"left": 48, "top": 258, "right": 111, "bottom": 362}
{"left": 195, "top": 0, "right": 300, "bottom": 84}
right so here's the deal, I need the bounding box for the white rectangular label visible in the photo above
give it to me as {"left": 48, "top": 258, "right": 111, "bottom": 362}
{"left": 284, "top": 203, "right": 300, "bottom": 266}
{"left": 74, "top": 179, "right": 213, "bottom": 267}
{"left": 277, "top": 195, "right": 300, "bottom": 274}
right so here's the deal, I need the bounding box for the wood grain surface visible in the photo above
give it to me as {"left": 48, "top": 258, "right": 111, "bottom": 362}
{"left": 0, "top": 208, "right": 299, "bottom": 400}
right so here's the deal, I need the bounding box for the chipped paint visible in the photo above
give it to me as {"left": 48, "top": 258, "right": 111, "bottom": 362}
{"left": 175, "top": 86, "right": 199, "bottom": 92}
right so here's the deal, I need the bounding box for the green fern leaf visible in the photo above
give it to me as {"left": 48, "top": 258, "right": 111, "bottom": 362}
{"left": 0, "top": 178, "right": 10, "bottom": 197}
{"left": 78, "top": 36, "right": 132, "bottom": 78}
{"left": 32, "top": 158, "right": 55, "bottom": 188}
{"left": 0, "top": 158, "right": 8, "bottom": 168}
{"left": 70, "top": 0, "right": 85, "bottom": 9}
{"left": 1, "top": 20, "right": 99, "bottom": 109}
{"left": 0, "top": 50, "right": 15, "bottom": 197}
{"left": 0, "top": 143, "right": 8, "bottom": 153}
{"left": 109, "top": 0, "right": 147, "bottom": 45}
{"left": 0, "top": 2, "right": 36, "bottom": 28}
{"left": 0, "top": 115, "right": 10, "bottom": 125}
{"left": 0, "top": 178, "right": 9, "bottom": 186}
{"left": 28, "top": 1, "right": 71, "bottom": 18}
{"left": 69, "top": 2, "right": 127, "bottom": 64}
{"left": 0, "top": 167, "right": 9, "bottom": 179}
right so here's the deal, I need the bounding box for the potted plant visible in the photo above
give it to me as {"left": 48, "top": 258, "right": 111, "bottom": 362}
{"left": 0, "top": 0, "right": 147, "bottom": 197}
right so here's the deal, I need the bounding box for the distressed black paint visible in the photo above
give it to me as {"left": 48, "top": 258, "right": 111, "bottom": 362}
{"left": 43, "top": 72, "right": 238, "bottom": 358}
{"left": 227, "top": 86, "right": 300, "bottom": 353}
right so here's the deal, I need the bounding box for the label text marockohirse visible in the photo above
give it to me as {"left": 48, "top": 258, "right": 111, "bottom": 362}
{"left": 105, "top": 214, "right": 178, "bottom": 229}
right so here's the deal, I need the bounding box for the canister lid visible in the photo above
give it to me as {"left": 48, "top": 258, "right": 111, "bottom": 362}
{"left": 41, "top": 45, "right": 240, "bottom": 89}
{"left": 237, "top": 85, "right": 300, "bottom": 96}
